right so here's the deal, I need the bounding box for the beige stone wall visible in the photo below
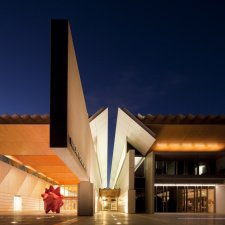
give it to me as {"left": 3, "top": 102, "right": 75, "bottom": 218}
{"left": 0, "top": 160, "right": 50, "bottom": 211}
{"left": 115, "top": 150, "right": 135, "bottom": 213}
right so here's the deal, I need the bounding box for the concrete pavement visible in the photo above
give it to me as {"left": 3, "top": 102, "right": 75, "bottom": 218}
{"left": 1, "top": 211, "right": 225, "bottom": 225}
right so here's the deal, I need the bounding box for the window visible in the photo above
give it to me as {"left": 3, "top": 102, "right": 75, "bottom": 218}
{"left": 156, "top": 161, "right": 165, "bottom": 175}
{"left": 155, "top": 159, "right": 214, "bottom": 176}
{"left": 14, "top": 196, "right": 22, "bottom": 211}
{"left": 154, "top": 185, "right": 215, "bottom": 213}
{"left": 166, "top": 161, "right": 175, "bottom": 175}
{"left": 199, "top": 163, "right": 207, "bottom": 175}
{"left": 177, "top": 160, "right": 184, "bottom": 175}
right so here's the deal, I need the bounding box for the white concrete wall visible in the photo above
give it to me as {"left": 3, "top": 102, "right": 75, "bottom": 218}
{"left": 92, "top": 151, "right": 102, "bottom": 213}
{"left": 216, "top": 185, "right": 225, "bottom": 214}
{"left": 67, "top": 25, "right": 94, "bottom": 178}
{"left": 115, "top": 150, "right": 135, "bottom": 213}
{"left": 67, "top": 25, "right": 102, "bottom": 214}
{"left": 145, "top": 151, "right": 155, "bottom": 213}
{"left": 0, "top": 161, "right": 50, "bottom": 211}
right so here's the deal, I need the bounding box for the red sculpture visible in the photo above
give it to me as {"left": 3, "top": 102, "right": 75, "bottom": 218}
{"left": 41, "top": 185, "right": 64, "bottom": 213}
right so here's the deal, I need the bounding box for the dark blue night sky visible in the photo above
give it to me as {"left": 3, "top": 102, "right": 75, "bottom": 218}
{"left": 0, "top": 1, "right": 225, "bottom": 185}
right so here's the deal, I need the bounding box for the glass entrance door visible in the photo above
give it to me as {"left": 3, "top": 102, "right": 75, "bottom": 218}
{"left": 101, "top": 197, "right": 118, "bottom": 211}
{"left": 187, "top": 187, "right": 195, "bottom": 212}
{"left": 196, "top": 186, "right": 201, "bottom": 212}
{"left": 201, "top": 187, "right": 208, "bottom": 212}
{"left": 154, "top": 185, "right": 215, "bottom": 213}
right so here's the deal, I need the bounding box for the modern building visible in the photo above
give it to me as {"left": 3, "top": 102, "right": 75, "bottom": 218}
{"left": 110, "top": 108, "right": 225, "bottom": 214}
{"left": 0, "top": 20, "right": 108, "bottom": 216}
{"left": 1, "top": 19, "right": 225, "bottom": 216}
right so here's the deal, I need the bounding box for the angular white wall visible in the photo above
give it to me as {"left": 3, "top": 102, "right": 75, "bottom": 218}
{"left": 0, "top": 161, "right": 50, "bottom": 211}
{"left": 115, "top": 150, "right": 135, "bottom": 213}
{"left": 51, "top": 21, "right": 103, "bottom": 215}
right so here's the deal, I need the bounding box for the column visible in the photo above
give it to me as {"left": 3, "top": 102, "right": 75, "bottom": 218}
{"left": 78, "top": 181, "right": 94, "bottom": 216}
{"left": 145, "top": 151, "right": 155, "bottom": 213}
{"left": 128, "top": 150, "right": 135, "bottom": 213}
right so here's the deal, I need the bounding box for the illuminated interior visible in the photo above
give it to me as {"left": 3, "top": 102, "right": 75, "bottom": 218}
{"left": 99, "top": 189, "right": 120, "bottom": 211}
{"left": 59, "top": 185, "right": 78, "bottom": 211}
{"left": 154, "top": 184, "right": 215, "bottom": 213}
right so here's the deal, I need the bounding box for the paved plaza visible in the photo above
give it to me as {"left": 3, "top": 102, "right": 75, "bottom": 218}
{"left": 1, "top": 211, "right": 225, "bottom": 225}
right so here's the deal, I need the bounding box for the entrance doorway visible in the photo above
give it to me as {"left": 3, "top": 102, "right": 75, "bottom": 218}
{"left": 101, "top": 197, "right": 118, "bottom": 211}
{"left": 99, "top": 188, "right": 120, "bottom": 211}
{"left": 154, "top": 185, "right": 215, "bottom": 213}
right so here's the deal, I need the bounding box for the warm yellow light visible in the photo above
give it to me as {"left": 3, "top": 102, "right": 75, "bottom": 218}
{"left": 169, "top": 143, "right": 180, "bottom": 149}
{"left": 124, "top": 195, "right": 128, "bottom": 213}
{"left": 156, "top": 143, "right": 168, "bottom": 148}
{"left": 155, "top": 142, "right": 224, "bottom": 152}
{"left": 194, "top": 143, "right": 205, "bottom": 148}
{"left": 38, "top": 172, "right": 46, "bottom": 177}
{"left": 24, "top": 165, "right": 36, "bottom": 172}
{"left": 4, "top": 155, "right": 23, "bottom": 164}
{"left": 155, "top": 183, "right": 216, "bottom": 187}
{"left": 182, "top": 143, "right": 193, "bottom": 147}
{"left": 207, "top": 143, "right": 219, "bottom": 147}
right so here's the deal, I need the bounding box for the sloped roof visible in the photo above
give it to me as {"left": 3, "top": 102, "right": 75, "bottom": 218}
{"left": 137, "top": 114, "right": 225, "bottom": 125}
{"left": 0, "top": 114, "right": 50, "bottom": 124}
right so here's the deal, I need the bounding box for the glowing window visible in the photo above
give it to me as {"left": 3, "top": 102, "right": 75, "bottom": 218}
{"left": 14, "top": 196, "right": 22, "bottom": 211}
{"left": 199, "top": 165, "right": 206, "bottom": 175}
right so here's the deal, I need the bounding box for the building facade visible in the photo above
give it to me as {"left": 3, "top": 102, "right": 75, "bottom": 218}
{"left": 0, "top": 20, "right": 108, "bottom": 215}
{"left": 0, "top": 19, "right": 225, "bottom": 215}
{"left": 110, "top": 108, "right": 225, "bottom": 214}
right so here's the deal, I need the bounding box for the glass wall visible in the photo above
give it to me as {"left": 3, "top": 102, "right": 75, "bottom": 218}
{"left": 155, "top": 159, "right": 216, "bottom": 176}
{"left": 101, "top": 197, "right": 118, "bottom": 211}
{"left": 154, "top": 185, "right": 215, "bottom": 213}
{"left": 59, "top": 185, "right": 78, "bottom": 212}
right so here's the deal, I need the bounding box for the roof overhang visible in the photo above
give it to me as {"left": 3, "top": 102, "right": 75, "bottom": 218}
{"left": 148, "top": 124, "right": 225, "bottom": 152}
{"left": 0, "top": 124, "right": 79, "bottom": 184}
{"left": 110, "top": 108, "right": 156, "bottom": 188}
